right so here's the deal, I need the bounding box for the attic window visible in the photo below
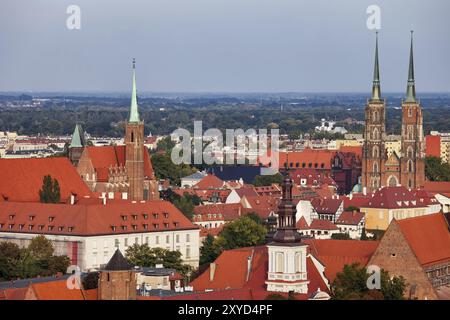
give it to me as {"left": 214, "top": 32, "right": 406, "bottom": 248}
{"left": 29, "top": 215, "right": 35, "bottom": 221}
{"left": 153, "top": 213, "right": 159, "bottom": 219}
{"left": 48, "top": 226, "right": 54, "bottom": 231}
{"left": 68, "top": 227, "right": 74, "bottom": 232}
{"left": 121, "top": 225, "right": 127, "bottom": 231}
{"left": 163, "top": 212, "right": 169, "bottom": 219}
{"left": 0, "top": 223, "right": 4, "bottom": 229}
{"left": 19, "top": 224, "right": 24, "bottom": 230}
{"left": 121, "top": 215, "right": 127, "bottom": 221}
{"left": 132, "top": 224, "right": 138, "bottom": 230}
{"left": 164, "top": 223, "right": 169, "bottom": 228}
{"left": 173, "top": 222, "right": 179, "bottom": 227}
{"left": 143, "top": 224, "right": 148, "bottom": 230}
{"left": 111, "top": 226, "right": 117, "bottom": 231}
{"left": 38, "top": 225, "right": 44, "bottom": 231}
{"left": 58, "top": 226, "right": 64, "bottom": 231}
{"left": 153, "top": 223, "right": 159, "bottom": 229}
{"left": 49, "top": 216, "right": 55, "bottom": 222}
{"left": 143, "top": 213, "right": 148, "bottom": 219}
{"left": 28, "top": 225, "right": 34, "bottom": 231}
{"left": 8, "top": 224, "right": 14, "bottom": 229}
{"left": 9, "top": 214, "right": 15, "bottom": 220}
{"left": 391, "top": 253, "right": 396, "bottom": 258}
{"left": 132, "top": 215, "right": 138, "bottom": 220}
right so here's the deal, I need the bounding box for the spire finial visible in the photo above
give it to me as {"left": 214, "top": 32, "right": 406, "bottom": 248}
{"left": 129, "top": 58, "right": 140, "bottom": 123}
{"left": 406, "top": 30, "right": 416, "bottom": 102}
{"left": 371, "top": 31, "right": 381, "bottom": 101}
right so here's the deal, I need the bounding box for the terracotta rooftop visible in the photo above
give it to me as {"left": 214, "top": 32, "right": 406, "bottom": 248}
{"left": 396, "top": 213, "right": 450, "bottom": 267}
{"left": 336, "top": 211, "right": 365, "bottom": 225}
{"left": 0, "top": 158, "right": 92, "bottom": 203}
{"left": 364, "top": 186, "right": 427, "bottom": 209}
{"left": 193, "top": 174, "right": 225, "bottom": 189}
{"left": 312, "top": 198, "right": 343, "bottom": 215}
{"left": 0, "top": 200, "right": 198, "bottom": 236}
{"left": 309, "top": 219, "right": 339, "bottom": 231}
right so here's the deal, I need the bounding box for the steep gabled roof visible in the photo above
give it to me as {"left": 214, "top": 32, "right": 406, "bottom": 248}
{"left": 336, "top": 211, "right": 365, "bottom": 225}
{"left": 193, "top": 174, "right": 225, "bottom": 189}
{"left": 397, "top": 214, "right": 450, "bottom": 267}
{"left": 0, "top": 158, "right": 92, "bottom": 202}
{"left": 364, "top": 186, "right": 426, "bottom": 209}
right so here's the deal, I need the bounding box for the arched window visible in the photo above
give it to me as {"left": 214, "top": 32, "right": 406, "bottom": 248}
{"left": 373, "top": 162, "right": 379, "bottom": 173}
{"left": 131, "top": 132, "right": 134, "bottom": 142}
{"left": 373, "top": 110, "right": 379, "bottom": 122}
{"left": 372, "top": 146, "right": 379, "bottom": 158}
{"left": 408, "top": 179, "right": 413, "bottom": 189}
{"left": 407, "top": 146, "right": 414, "bottom": 158}
{"left": 408, "top": 160, "right": 414, "bottom": 173}
{"left": 388, "top": 176, "right": 398, "bottom": 187}
{"left": 372, "top": 128, "right": 379, "bottom": 140}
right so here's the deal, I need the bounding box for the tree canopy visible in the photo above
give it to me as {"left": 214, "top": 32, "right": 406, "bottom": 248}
{"left": 331, "top": 263, "right": 406, "bottom": 300}
{"left": 39, "top": 175, "right": 61, "bottom": 203}
{"left": 425, "top": 156, "right": 450, "bottom": 181}
{"left": 253, "top": 173, "right": 283, "bottom": 187}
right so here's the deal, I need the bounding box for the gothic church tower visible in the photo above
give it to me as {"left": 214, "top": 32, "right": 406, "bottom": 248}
{"left": 362, "top": 33, "right": 387, "bottom": 193}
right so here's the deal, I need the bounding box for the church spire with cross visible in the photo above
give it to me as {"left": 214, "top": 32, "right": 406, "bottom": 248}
{"left": 405, "top": 31, "right": 416, "bottom": 103}
{"left": 129, "top": 58, "right": 141, "bottom": 123}
{"left": 371, "top": 32, "right": 381, "bottom": 101}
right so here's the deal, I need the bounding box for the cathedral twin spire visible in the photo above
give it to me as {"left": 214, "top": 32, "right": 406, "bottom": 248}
{"left": 370, "top": 31, "right": 417, "bottom": 102}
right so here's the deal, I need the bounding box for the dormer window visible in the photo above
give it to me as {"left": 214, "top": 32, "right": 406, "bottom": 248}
{"left": 38, "top": 225, "right": 44, "bottom": 231}
{"left": 163, "top": 212, "right": 169, "bottom": 219}
{"left": 68, "top": 227, "right": 74, "bottom": 232}
{"left": 28, "top": 225, "right": 34, "bottom": 231}
{"left": 164, "top": 223, "right": 169, "bottom": 228}
{"left": 9, "top": 214, "right": 14, "bottom": 220}
{"left": 132, "top": 224, "right": 138, "bottom": 230}
{"left": 18, "top": 224, "right": 24, "bottom": 230}
{"left": 58, "top": 226, "right": 64, "bottom": 231}
{"left": 121, "top": 225, "right": 127, "bottom": 231}
{"left": 29, "top": 215, "right": 35, "bottom": 221}
{"left": 0, "top": 223, "right": 4, "bottom": 229}
{"left": 121, "top": 215, "right": 127, "bottom": 221}
{"left": 132, "top": 215, "right": 138, "bottom": 220}
{"left": 111, "top": 225, "right": 117, "bottom": 231}
{"left": 153, "top": 213, "right": 159, "bottom": 219}
{"left": 8, "top": 224, "right": 14, "bottom": 229}
{"left": 174, "top": 222, "right": 179, "bottom": 227}
{"left": 143, "top": 224, "right": 148, "bottom": 230}
{"left": 48, "top": 226, "right": 54, "bottom": 231}
{"left": 49, "top": 216, "right": 55, "bottom": 222}
{"left": 143, "top": 213, "right": 148, "bottom": 219}
{"left": 153, "top": 223, "right": 159, "bottom": 229}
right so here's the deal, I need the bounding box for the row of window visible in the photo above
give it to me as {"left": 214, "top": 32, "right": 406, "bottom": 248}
{"left": 110, "top": 221, "right": 180, "bottom": 232}
{"left": 120, "top": 212, "right": 170, "bottom": 221}
{"left": 283, "top": 162, "right": 326, "bottom": 169}
{"left": 107, "top": 233, "right": 192, "bottom": 250}
{"left": 0, "top": 223, "right": 74, "bottom": 232}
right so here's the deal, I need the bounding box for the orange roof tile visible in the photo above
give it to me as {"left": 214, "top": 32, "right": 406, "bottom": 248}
{"left": 29, "top": 280, "right": 91, "bottom": 300}
{"left": 423, "top": 181, "right": 450, "bottom": 194}
{"left": 397, "top": 213, "right": 450, "bottom": 267}
{"left": 193, "top": 174, "right": 225, "bottom": 189}
{"left": 0, "top": 158, "right": 92, "bottom": 202}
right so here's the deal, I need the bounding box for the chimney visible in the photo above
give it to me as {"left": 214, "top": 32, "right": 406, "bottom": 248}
{"left": 209, "top": 262, "right": 216, "bottom": 282}
{"left": 363, "top": 187, "right": 367, "bottom": 196}
{"left": 70, "top": 193, "right": 77, "bottom": 205}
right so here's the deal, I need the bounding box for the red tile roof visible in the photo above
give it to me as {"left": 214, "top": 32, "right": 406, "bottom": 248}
{"left": 336, "top": 211, "right": 365, "bottom": 225}
{"left": 279, "top": 150, "right": 335, "bottom": 170}
{"left": 242, "top": 195, "right": 279, "bottom": 219}
{"left": 312, "top": 198, "right": 342, "bottom": 215}
{"left": 189, "top": 245, "right": 329, "bottom": 299}
{"left": 29, "top": 280, "right": 97, "bottom": 300}
{"left": 341, "top": 193, "right": 371, "bottom": 209}
{"left": 289, "top": 168, "right": 337, "bottom": 187}
{"left": 193, "top": 174, "right": 225, "bottom": 189}
{"left": 84, "top": 146, "right": 154, "bottom": 182}
{"left": 0, "top": 158, "right": 92, "bottom": 202}
{"left": 364, "top": 186, "right": 427, "bottom": 209}
{"left": 0, "top": 200, "right": 198, "bottom": 236}
{"left": 194, "top": 203, "right": 243, "bottom": 221}
{"left": 0, "top": 287, "right": 28, "bottom": 300}
{"left": 304, "top": 239, "right": 379, "bottom": 282}
{"left": 423, "top": 181, "right": 450, "bottom": 194}
{"left": 296, "top": 216, "right": 309, "bottom": 230}
{"left": 339, "top": 146, "right": 363, "bottom": 159}
{"left": 309, "top": 219, "right": 339, "bottom": 231}
{"left": 396, "top": 213, "right": 450, "bottom": 267}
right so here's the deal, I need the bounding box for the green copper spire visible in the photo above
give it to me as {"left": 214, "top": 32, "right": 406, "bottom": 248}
{"left": 371, "top": 32, "right": 381, "bottom": 101}
{"left": 129, "top": 58, "right": 140, "bottom": 123}
{"left": 405, "top": 31, "right": 416, "bottom": 103}
{"left": 69, "top": 123, "right": 85, "bottom": 148}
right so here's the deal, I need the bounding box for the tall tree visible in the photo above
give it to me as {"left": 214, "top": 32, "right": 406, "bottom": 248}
{"left": 39, "top": 175, "right": 61, "bottom": 203}
{"left": 215, "top": 216, "right": 267, "bottom": 250}
{"left": 425, "top": 156, "right": 450, "bottom": 181}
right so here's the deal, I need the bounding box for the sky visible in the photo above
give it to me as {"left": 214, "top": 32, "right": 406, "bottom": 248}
{"left": 0, "top": 0, "right": 449, "bottom": 93}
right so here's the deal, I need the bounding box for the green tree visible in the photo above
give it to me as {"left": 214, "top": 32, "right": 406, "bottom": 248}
{"left": 173, "top": 193, "right": 196, "bottom": 220}
{"left": 215, "top": 216, "right": 267, "bottom": 250}
{"left": 38, "top": 175, "right": 61, "bottom": 203}
{"left": 425, "top": 156, "right": 450, "bottom": 181}
{"left": 332, "top": 263, "right": 406, "bottom": 300}
{"left": 125, "top": 244, "right": 192, "bottom": 276}
{"left": 155, "top": 136, "right": 176, "bottom": 154}
{"left": 199, "top": 234, "right": 221, "bottom": 266}
{"left": 28, "top": 235, "right": 54, "bottom": 260}
{"left": 331, "top": 233, "right": 351, "bottom": 240}
{"left": 253, "top": 173, "right": 283, "bottom": 187}
{"left": 151, "top": 153, "right": 196, "bottom": 186}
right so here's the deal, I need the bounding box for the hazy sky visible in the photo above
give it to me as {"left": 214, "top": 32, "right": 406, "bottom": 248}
{"left": 0, "top": 0, "right": 449, "bottom": 93}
